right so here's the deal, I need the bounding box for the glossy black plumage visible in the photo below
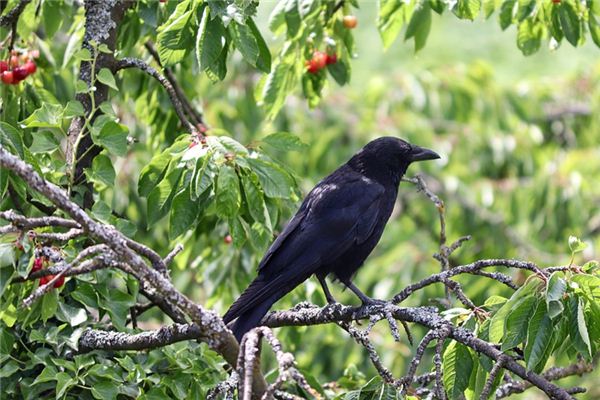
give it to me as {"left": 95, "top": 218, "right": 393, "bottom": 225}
{"left": 223, "top": 137, "right": 440, "bottom": 341}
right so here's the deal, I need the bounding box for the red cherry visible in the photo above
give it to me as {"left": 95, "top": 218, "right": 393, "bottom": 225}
{"left": 343, "top": 15, "right": 358, "bottom": 29}
{"left": 32, "top": 258, "right": 43, "bottom": 272}
{"left": 10, "top": 55, "right": 19, "bottom": 68}
{"left": 312, "top": 51, "right": 327, "bottom": 69}
{"left": 53, "top": 276, "right": 65, "bottom": 288}
{"left": 24, "top": 61, "right": 36, "bottom": 75}
{"left": 306, "top": 59, "right": 319, "bottom": 74}
{"left": 0, "top": 61, "right": 8, "bottom": 73}
{"left": 552, "top": 0, "right": 560, "bottom": 3}
{"left": 39, "top": 275, "right": 52, "bottom": 285}
{"left": 2, "top": 71, "right": 15, "bottom": 84}
{"left": 326, "top": 53, "right": 338, "bottom": 65}
{"left": 224, "top": 234, "right": 233, "bottom": 244}
{"left": 12, "top": 66, "right": 28, "bottom": 82}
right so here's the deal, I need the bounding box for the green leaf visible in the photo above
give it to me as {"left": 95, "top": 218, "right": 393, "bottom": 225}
{"left": 216, "top": 165, "right": 241, "bottom": 219}
{"left": 558, "top": 2, "right": 581, "bottom": 46}
{"left": 268, "top": 0, "right": 287, "bottom": 34}
{"left": 246, "top": 157, "right": 294, "bottom": 199}
{"left": 577, "top": 298, "right": 593, "bottom": 357}
{"left": 95, "top": 121, "right": 128, "bottom": 157}
{"left": 96, "top": 68, "right": 118, "bottom": 91}
{"left": 56, "top": 303, "right": 88, "bottom": 326}
{"left": 404, "top": 1, "right": 432, "bottom": 52}
{"left": 502, "top": 296, "right": 537, "bottom": 350}
{"left": 157, "top": 1, "right": 195, "bottom": 66}
{"left": 443, "top": 341, "right": 473, "bottom": 399}
{"left": 89, "top": 154, "right": 116, "bottom": 187}
{"left": 546, "top": 272, "right": 567, "bottom": 319}
{"left": 231, "top": 22, "right": 259, "bottom": 66}
{"left": 0, "top": 122, "right": 24, "bottom": 157}
{"left": 247, "top": 19, "right": 271, "bottom": 73}
{"left": 261, "top": 132, "right": 307, "bottom": 152}
{"left": 590, "top": 13, "right": 600, "bottom": 48}
{"left": 191, "top": 153, "right": 213, "bottom": 200}
{"left": 454, "top": 0, "right": 481, "bottom": 20}
{"left": 196, "top": 6, "right": 227, "bottom": 78}
{"left": 169, "top": 186, "right": 199, "bottom": 239}
{"left": 29, "top": 131, "right": 60, "bottom": 153}
{"left": 284, "top": 0, "right": 301, "bottom": 38}
{"left": 524, "top": 300, "right": 553, "bottom": 372}
{"left": 498, "top": 0, "right": 516, "bottom": 30}
{"left": 21, "top": 103, "right": 63, "bottom": 128}
{"left": 259, "top": 44, "right": 298, "bottom": 119}
{"left": 64, "top": 100, "right": 85, "bottom": 118}
{"left": 41, "top": 290, "right": 58, "bottom": 322}
{"left": 568, "top": 235, "right": 587, "bottom": 253}
{"left": 55, "top": 372, "right": 76, "bottom": 398}
{"left": 139, "top": 156, "right": 171, "bottom": 197}
{"left": 91, "top": 380, "right": 119, "bottom": 400}
{"left": 489, "top": 279, "right": 541, "bottom": 343}
{"left": 516, "top": 0, "right": 535, "bottom": 21}
{"left": 377, "top": 0, "right": 406, "bottom": 49}
{"left": 147, "top": 168, "right": 184, "bottom": 225}
{"left": 516, "top": 19, "right": 542, "bottom": 55}
{"left": 241, "top": 172, "right": 271, "bottom": 230}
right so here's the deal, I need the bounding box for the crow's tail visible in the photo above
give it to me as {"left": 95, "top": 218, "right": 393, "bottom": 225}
{"left": 223, "top": 275, "right": 285, "bottom": 342}
{"left": 229, "top": 298, "right": 278, "bottom": 342}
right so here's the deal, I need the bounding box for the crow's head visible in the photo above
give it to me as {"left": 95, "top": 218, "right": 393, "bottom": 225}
{"left": 349, "top": 137, "right": 440, "bottom": 184}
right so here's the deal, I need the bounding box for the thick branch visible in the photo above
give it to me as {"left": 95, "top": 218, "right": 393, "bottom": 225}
{"left": 0, "top": 0, "right": 31, "bottom": 27}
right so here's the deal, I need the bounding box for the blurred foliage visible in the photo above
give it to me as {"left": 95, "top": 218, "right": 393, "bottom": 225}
{"left": 0, "top": 0, "right": 599, "bottom": 399}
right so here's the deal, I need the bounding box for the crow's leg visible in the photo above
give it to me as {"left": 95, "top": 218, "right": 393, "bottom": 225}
{"left": 346, "top": 282, "right": 386, "bottom": 306}
{"left": 317, "top": 274, "right": 338, "bottom": 304}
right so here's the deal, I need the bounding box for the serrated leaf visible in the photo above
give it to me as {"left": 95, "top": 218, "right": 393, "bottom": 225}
{"left": 524, "top": 300, "right": 553, "bottom": 371}
{"left": 377, "top": 0, "right": 406, "bottom": 49}
{"left": 502, "top": 296, "right": 537, "bottom": 350}
{"left": 147, "top": 168, "right": 184, "bottom": 225}
{"left": 576, "top": 297, "right": 593, "bottom": 358}
{"left": 454, "top": 0, "right": 481, "bottom": 20}
{"left": 246, "top": 157, "right": 294, "bottom": 199}
{"left": 216, "top": 165, "right": 241, "bottom": 219}
{"left": 558, "top": 2, "right": 581, "bottom": 46}
{"left": 40, "top": 290, "right": 58, "bottom": 322}
{"left": 498, "top": 0, "right": 516, "bottom": 30}
{"left": 231, "top": 22, "right": 259, "bottom": 66}
{"left": 568, "top": 235, "right": 587, "bottom": 253}
{"left": 489, "top": 279, "right": 540, "bottom": 343}
{"left": 247, "top": 18, "right": 271, "bottom": 73}
{"left": 546, "top": 272, "right": 567, "bottom": 319}
{"left": 516, "top": 19, "right": 542, "bottom": 55}
{"left": 157, "top": 1, "right": 195, "bottom": 66}
{"left": 404, "top": 1, "right": 432, "bottom": 52}
{"left": 261, "top": 132, "right": 307, "bottom": 152}
{"left": 443, "top": 341, "right": 473, "bottom": 399}
{"left": 169, "top": 186, "right": 199, "bottom": 239}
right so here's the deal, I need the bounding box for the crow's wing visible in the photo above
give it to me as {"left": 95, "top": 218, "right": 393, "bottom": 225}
{"left": 224, "top": 171, "right": 385, "bottom": 322}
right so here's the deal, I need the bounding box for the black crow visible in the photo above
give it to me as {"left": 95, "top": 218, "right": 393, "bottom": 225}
{"left": 223, "top": 137, "right": 440, "bottom": 341}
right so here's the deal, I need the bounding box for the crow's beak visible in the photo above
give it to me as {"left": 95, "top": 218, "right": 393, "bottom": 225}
{"left": 410, "top": 146, "right": 440, "bottom": 162}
